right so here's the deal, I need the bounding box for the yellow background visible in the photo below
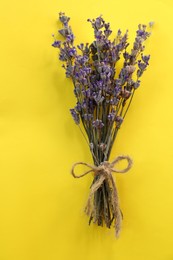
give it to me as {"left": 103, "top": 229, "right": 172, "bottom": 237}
{"left": 0, "top": 0, "right": 173, "bottom": 259}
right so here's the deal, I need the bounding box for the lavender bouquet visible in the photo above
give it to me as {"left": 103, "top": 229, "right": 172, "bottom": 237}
{"left": 52, "top": 12, "right": 151, "bottom": 237}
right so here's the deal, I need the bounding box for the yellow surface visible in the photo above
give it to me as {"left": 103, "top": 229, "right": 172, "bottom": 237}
{"left": 0, "top": 0, "right": 173, "bottom": 259}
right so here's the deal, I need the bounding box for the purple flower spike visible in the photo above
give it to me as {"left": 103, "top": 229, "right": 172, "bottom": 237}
{"left": 70, "top": 109, "right": 80, "bottom": 125}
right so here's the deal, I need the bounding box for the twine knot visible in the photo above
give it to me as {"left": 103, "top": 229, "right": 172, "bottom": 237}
{"left": 71, "top": 155, "right": 133, "bottom": 237}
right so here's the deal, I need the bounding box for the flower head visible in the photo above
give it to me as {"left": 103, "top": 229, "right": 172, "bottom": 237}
{"left": 52, "top": 12, "right": 151, "bottom": 164}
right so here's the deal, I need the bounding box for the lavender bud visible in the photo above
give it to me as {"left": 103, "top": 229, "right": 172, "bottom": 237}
{"left": 133, "top": 41, "right": 140, "bottom": 50}
{"left": 65, "top": 65, "right": 74, "bottom": 78}
{"left": 92, "top": 119, "right": 104, "bottom": 129}
{"left": 137, "top": 69, "right": 143, "bottom": 78}
{"left": 108, "top": 112, "right": 116, "bottom": 121}
{"left": 59, "top": 12, "right": 70, "bottom": 26}
{"left": 68, "top": 47, "right": 77, "bottom": 57}
{"left": 52, "top": 40, "right": 61, "bottom": 48}
{"left": 95, "top": 16, "right": 104, "bottom": 29}
{"left": 59, "top": 48, "right": 68, "bottom": 61}
{"left": 117, "top": 29, "right": 121, "bottom": 36}
{"left": 83, "top": 113, "right": 93, "bottom": 121}
{"left": 74, "top": 86, "right": 80, "bottom": 97}
{"left": 77, "top": 43, "right": 84, "bottom": 51}
{"left": 115, "top": 116, "right": 123, "bottom": 128}
{"left": 93, "top": 91, "right": 104, "bottom": 104}
{"left": 142, "top": 54, "right": 150, "bottom": 65}
{"left": 67, "top": 34, "right": 74, "bottom": 43}
{"left": 58, "top": 28, "right": 68, "bottom": 37}
{"left": 90, "top": 143, "right": 94, "bottom": 151}
{"left": 109, "top": 97, "right": 119, "bottom": 105}
{"left": 133, "top": 80, "right": 141, "bottom": 89}
{"left": 125, "top": 65, "right": 136, "bottom": 74}
{"left": 136, "top": 24, "right": 151, "bottom": 40}
{"left": 70, "top": 109, "right": 80, "bottom": 125}
{"left": 82, "top": 88, "right": 91, "bottom": 98}
{"left": 121, "top": 89, "right": 131, "bottom": 99}
{"left": 138, "top": 60, "right": 147, "bottom": 71}
{"left": 76, "top": 55, "right": 89, "bottom": 65}
{"left": 99, "top": 143, "right": 106, "bottom": 151}
{"left": 104, "top": 29, "right": 112, "bottom": 38}
{"left": 75, "top": 102, "right": 82, "bottom": 112}
{"left": 123, "top": 52, "right": 130, "bottom": 60}
{"left": 149, "top": 21, "right": 154, "bottom": 28}
{"left": 136, "top": 29, "right": 145, "bottom": 37}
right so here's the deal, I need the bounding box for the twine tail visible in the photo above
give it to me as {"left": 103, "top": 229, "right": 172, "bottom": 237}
{"left": 84, "top": 174, "right": 123, "bottom": 237}
{"left": 110, "top": 175, "right": 122, "bottom": 238}
{"left": 84, "top": 174, "right": 105, "bottom": 217}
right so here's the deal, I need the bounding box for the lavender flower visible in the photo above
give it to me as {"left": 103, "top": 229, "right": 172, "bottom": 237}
{"left": 52, "top": 12, "right": 152, "bottom": 232}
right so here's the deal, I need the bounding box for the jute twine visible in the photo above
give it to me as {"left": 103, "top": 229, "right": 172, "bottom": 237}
{"left": 71, "top": 155, "right": 133, "bottom": 237}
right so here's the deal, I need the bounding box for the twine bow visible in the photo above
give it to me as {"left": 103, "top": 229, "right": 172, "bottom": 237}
{"left": 71, "top": 155, "right": 133, "bottom": 237}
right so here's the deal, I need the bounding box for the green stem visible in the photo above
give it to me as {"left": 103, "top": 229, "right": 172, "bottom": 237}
{"left": 123, "top": 89, "right": 135, "bottom": 119}
{"left": 107, "top": 126, "right": 119, "bottom": 159}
